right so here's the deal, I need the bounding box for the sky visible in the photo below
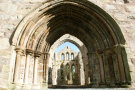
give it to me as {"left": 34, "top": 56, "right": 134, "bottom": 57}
{"left": 56, "top": 42, "right": 80, "bottom": 53}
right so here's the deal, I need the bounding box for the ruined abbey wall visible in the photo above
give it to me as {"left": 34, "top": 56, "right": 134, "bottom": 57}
{"left": 0, "top": 0, "right": 135, "bottom": 89}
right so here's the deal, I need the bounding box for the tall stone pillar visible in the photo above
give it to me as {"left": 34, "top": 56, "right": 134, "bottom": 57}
{"left": 69, "top": 64, "right": 72, "bottom": 84}
{"left": 52, "top": 53, "right": 56, "bottom": 85}
{"left": 103, "top": 52, "right": 111, "bottom": 85}
{"left": 42, "top": 53, "right": 50, "bottom": 87}
{"left": 115, "top": 47, "right": 126, "bottom": 83}
{"left": 45, "top": 53, "right": 50, "bottom": 85}
{"left": 24, "top": 49, "right": 33, "bottom": 84}
{"left": 42, "top": 54, "right": 46, "bottom": 83}
{"left": 13, "top": 47, "right": 24, "bottom": 84}
{"left": 28, "top": 53, "right": 34, "bottom": 84}
{"left": 87, "top": 52, "right": 96, "bottom": 85}
{"left": 87, "top": 53, "right": 92, "bottom": 85}
{"left": 88, "top": 52, "right": 101, "bottom": 87}
{"left": 112, "top": 53, "right": 121, "bottom": 84}
{"left": 64, "top": 64, "right": 67, "bottom": 83}
{"left": 78, "top": 52, "right": 85, "bottom": 85}
{"left": 33, "top": 51, "right": 41, "bottom": 84}
{"left": 98, "top": 54, "right": 105, "bottom": 84}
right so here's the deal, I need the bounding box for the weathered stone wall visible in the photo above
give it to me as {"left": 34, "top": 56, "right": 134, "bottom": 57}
{"left": 0, "top": 0, "right": 135, "bottom": 89}
{"left": 54, "top": 46, "right": 80, "bottom": 85}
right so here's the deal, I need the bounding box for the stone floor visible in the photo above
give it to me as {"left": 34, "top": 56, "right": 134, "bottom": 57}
{"left": 48, "top": 88, "right": 135, "bottom": 90}
{"left": 0, "top": 88, "right": 135, "bottom": 90}
{"left": 48, "top": 89, "right": 134, "bottom": 90}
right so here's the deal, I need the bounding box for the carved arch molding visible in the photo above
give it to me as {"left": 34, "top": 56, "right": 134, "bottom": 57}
{"left": 10, "top": 0, "right": 131, "bottom": 88}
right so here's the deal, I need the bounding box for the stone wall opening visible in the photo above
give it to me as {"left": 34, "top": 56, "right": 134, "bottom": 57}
{"left": 48, "top": 35, "right": 87, "bottom": 87}
{"left": 10, "top": 0, "right": 131, "bottom": 89}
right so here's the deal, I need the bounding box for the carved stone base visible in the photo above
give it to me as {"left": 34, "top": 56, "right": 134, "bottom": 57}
{"left": 9, "top": 83, "right": 42, "bottom": 90}
{"left": 42, "top": 82, "right": 48, "bottom": 89}
{"left": 9, "top": 83, "right": 27, "bottom": 90}
{"left": 31, "top": 84, "right": 41, "bottom": 89}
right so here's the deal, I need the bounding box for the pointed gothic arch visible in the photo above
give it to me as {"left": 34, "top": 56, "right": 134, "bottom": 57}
{"left": 10, "top": 0, "right": 131, "bottom": 89}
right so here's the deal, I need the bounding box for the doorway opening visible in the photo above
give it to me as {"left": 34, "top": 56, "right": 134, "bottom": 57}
{"left": 10, "top": 0, "right": 131, "bottom": 89}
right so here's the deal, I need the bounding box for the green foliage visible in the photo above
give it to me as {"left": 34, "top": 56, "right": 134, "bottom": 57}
{"left": 72, "top": 65, "right": 75, "bottom": 80}
{"left": 60, "top": 66, "right": 64, "bottom": 80}
{"left": 66, "top": 65, "right": 70, "bottom": 80}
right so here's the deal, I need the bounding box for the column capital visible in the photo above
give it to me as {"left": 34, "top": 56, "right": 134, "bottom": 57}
{"left": 113, "top": 44, "right": 125, "bottom": 48}
{"left": 87, "top": 52, "right": 96, "bottom": 55}
{"left": 15, "top": 47, "right": 23, "bottom": 52}
{"left": 113, "top": 44, "right": 125, "bottom": 54}
{"left": 42, "top": 52, "right": 49, "bottom": 55}
{"left": 96, "top": 48, "right": 113, "bottom": 55}
{"left": 15, "top": 47, "right": 25, "bottom": 55}
{"left": 96, "top": 44, "right": 125, "bottom": 55}
{"left": 26, "top": 49, "right": 34, "bottom": 54}
{"left": 34, "top": 51, "right": 42, "bottom": 57}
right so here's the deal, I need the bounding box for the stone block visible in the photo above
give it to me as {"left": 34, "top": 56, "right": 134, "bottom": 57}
{"left": 0, "top": 3, "right": 9, "bottom": 11}
{"left": 0, "top": 0, "right": 134, "bottom": 89}
{"left": 125, "top": 5, "right": 135, "bottom": 12}
{"left": 0, "top": 14, "right": 9, "bottom": 20}
{"left": 131, "top": 58, "right": 135, "bottom": 66}
{"left": 114, "top": 13, "right": 127, "bottom": 21}
{"left": 0, "top": 64, "right": 3, "bottom": 72}
{"left": 105, "top": 5, "right": 116, "bottom": 10}
{"left": 7, "top": 4, "right": 18, "bottom": 13}
{"left": 0, "top": 38, "right": 10, "bottom": 50}
{"left": 11, "top": 0, "right": 21, "bottom": 3}
{"left": 0, "top": 32, "right": 4, "bottom": 37}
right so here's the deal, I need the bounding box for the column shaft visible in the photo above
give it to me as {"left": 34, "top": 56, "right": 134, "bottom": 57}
{"left": 13, "top": 48, "right": 23, "bottom": 83}
{"left": 69, "top": 65, "right": 72, "bottom": 83}
{"left": 33, "top": 57, "right": 39, "bottom": 84}
{"left": 99, "top": 55, "right": 105, "bottom": 83}
{"left": 43, "top": 58, "right": 46, "bottom": 83}
{"left": 117, "top": 54, "right": 126, "bottom": 82}
{"left": 45, "top": 53, "right": 50, "bottom": 83}
{"left": 13, "top": 53, "right": 21, "bottom": 83}
{"left": 24, "top": 54, "right": 31, "bottom": 84}
{"left": 64, "top": 64, "right": 67, "bottom": 83}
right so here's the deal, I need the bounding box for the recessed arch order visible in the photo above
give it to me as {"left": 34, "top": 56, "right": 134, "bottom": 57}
{"left": 10, "top": 0, "right": 131, "bottom": 88}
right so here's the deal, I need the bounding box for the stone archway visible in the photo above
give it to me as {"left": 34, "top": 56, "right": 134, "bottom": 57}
{"left": 49, "top": 34, "right": 87, "bottom": 86}
{"left": 10, "top": 0, "right": 131, "bottom": 89}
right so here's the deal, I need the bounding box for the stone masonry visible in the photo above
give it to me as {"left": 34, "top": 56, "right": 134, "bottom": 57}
{"left": 0, "top": 0, "right": 135, "bottom": 89}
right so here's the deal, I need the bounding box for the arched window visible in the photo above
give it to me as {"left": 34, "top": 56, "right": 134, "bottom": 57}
{"left": 72, "top": 65, "right": 75, "bottom": 80}
{"left": 66, "top": 52, "right": 69, "bottom": 60}
{"left": 60, "top": 65, "right": 64, "bottom": 80}
{"left": 66, "top": 64, "right": 70, "bottom": 80}
{"left": 61, "top": 53, "right": 64, "bottom": 60}
{"left": 71, "top": 53, "right": 74, "bottom": 60}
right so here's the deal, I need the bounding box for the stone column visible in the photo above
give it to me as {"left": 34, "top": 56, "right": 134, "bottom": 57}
{"left": 115, "top": 47, "right": 126, "bottom": 83}
{"left": 29, "top": 53, "right": 34, "bottom": 84}
{"left": 88, "top": 52, "right": 101, "bottom": 86}
{"left": 42, "top": 53, "right": 50, "bottom": 87}
{"left": 98, "top": 54, "right": 105, "bottom": 84}
{"left": 87, "top": 53, "right": 92, "bottom": 84}
{"left": 13, "top": 47, "right": 24, "bottom": 83}
{"left": 103, "top": 52, "right": 111, "bottom": 85}
{"left": 52, "top": 53, "right": 56, "bottom": 85}
{"left": 78, "top": 52, "right": 85, "bottom": 85}
{"left": 87, "top": 52, "right": 95, "bottom": 85}
{"left": 24, "top": 49, "right": 33, "bottom": 84}
{"left": 69, "top": 64, "right": 72, "bottom": 84}
{"left": 42, "top": 54, "right": 46, "bottom": 83}
{"left": 64, "top": 63, "right": 67, "bottom": 84}
{"left": 33, "top": 51, "right": 41, "bottom": 84}
{"left": 45, "top": 53, "right": 50, "bottom": 85}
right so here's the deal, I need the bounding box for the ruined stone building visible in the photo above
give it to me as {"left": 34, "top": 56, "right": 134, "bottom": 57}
{"left": 48, "top": 46, "right": 82, "bottom": 86}
{"left": 0, "top": 0, "right": 135, "bottom": 89}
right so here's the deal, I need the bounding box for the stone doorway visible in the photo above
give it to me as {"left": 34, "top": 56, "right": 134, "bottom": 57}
{"left": 48, "top": 38, "right": 87, "bottom": 88}
{"left": 9, "top": 0, "right": 131, "bottom": 89}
